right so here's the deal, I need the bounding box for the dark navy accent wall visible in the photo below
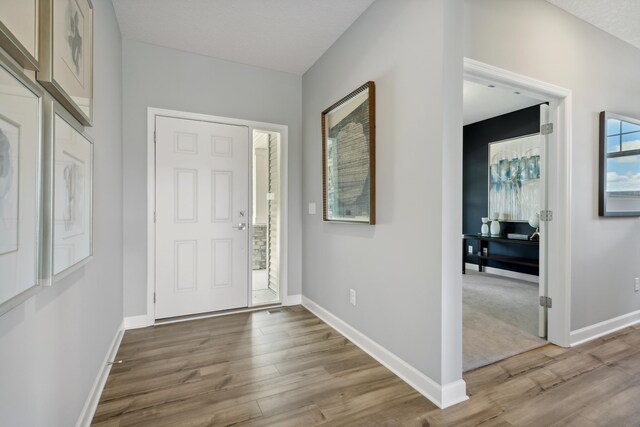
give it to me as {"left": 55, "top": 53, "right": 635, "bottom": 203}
{"left": 463, "top": 104, "right": 543, "bottom": 275}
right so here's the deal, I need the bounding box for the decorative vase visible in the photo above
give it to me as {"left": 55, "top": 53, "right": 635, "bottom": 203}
{"left": 481, "top": 217, "right": 489, "bottom": 236}
{"left": 528, "top": 212, "right": 540, "bottom": 240}
{"left": 490, "top": 219, "right": 501, "bottom": 236}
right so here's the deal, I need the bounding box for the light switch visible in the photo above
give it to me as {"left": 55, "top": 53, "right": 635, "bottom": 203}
{"left": 308, "top": 202, "right": 316, "bottom": 215}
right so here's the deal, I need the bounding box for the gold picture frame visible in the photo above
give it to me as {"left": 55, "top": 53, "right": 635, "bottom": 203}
{"left": 38, "top": 0, "right": 93, "bottom": 126}
{"left": 321, "top": 81, "right": 376, "bottom": 224}
{"left": 0, "top": 0, "right": 40, "bottom": 70}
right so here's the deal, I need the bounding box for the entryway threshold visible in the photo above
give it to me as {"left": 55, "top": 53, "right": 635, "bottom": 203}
{"left": 154, "top": 303, "right": 283, "bottom": 326}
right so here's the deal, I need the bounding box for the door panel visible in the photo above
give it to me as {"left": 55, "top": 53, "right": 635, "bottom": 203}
{"left": 538, "top": 104, "right": 549, "bottom": 338}
{"left": 155, "top": 116, "right": 249, "bottom": 319}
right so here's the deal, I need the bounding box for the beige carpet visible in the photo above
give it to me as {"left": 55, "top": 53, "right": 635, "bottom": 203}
{"left": 463, "top": 271, "right": 547, "bottom": 372}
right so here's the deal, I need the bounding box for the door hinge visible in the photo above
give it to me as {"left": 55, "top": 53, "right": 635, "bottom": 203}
{"left": 153, "top": 292, "right": 156, "bottom": 304}
{"left": 541, "top": 123, "right": 553, "bottom": 135}
{"left": 540, "top": 296, "right": 552, "bottom": 308}
{"left": 539, "top": 210, "right": 553, "bottom": 221}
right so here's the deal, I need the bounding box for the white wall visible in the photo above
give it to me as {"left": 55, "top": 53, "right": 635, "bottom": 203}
{"left": 465, "top": 0, "right": 640, "bottom": 331}
{"left": 122, "top": 40, "right": 302, "bottom": 317}
{"left": 0, "top": 0, "right": 123, "bottom": 425}
{"left": 302, "top": 0, "right": 463, "bottom": 388}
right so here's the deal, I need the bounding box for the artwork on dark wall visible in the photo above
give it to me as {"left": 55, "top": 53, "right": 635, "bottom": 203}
{"left": 322, "top": 81, "right": 375, "bottom": 224}
{"left": 463, "top": 104, "right": 542, "bottom": 275}
{"left": 599, "top": 111, "right": 640, "bottom": 217}
{"left": 488, "top": 134, "right": 541, "bottom": 222}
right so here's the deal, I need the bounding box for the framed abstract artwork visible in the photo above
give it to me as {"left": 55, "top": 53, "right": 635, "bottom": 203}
{"left": 38, "top": 0, "right": 93, "bottom": 126}
{"left": 43, "top": 101, "right": 93, "bottom": 280}
{"left": 0, "top": 0, "right": 40, "bottom": 70}
{"left": 599, "top": 111, "right": 640, "bottom": 217}
{"left": 0, "top": 50, "right": 44, "bottom": 316}
{"left": 322, "top": 81, "right": 376, "bottom": 224}
{"left": 488, "top": 134, "right": 542, "bottom": 222}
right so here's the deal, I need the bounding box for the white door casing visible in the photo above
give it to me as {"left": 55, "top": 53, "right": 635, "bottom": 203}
{"left": 538, "top": 104, "right": 549, "bottom": 338}
{"left": 155, "top": 116, "right": 249, "bottom": 319}
{"left": 463, "top": 58, "right": 573, "bottom": 347}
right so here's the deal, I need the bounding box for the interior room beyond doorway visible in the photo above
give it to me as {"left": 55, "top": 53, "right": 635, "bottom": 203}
{"left": 462, "top": 79, "right": 548, "bottom": 371}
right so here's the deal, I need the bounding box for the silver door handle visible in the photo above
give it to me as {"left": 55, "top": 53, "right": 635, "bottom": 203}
{"left": 232, "top": 223, "right": 247, "bottom": 230}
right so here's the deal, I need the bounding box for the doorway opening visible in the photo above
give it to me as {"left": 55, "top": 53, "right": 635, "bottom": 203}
{"left": 462, "top": 78, "right": 550, "bottom": 371}
{"left": 251, "top": 130, "right": 281, "bottom": 306}
{"left": 146, "top": 107, "right": 289, "bottom": 324}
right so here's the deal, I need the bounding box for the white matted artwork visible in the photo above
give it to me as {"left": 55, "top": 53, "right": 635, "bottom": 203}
{"left": 0, "top": 116, "right": 20, "bottom": 255}
{"left": 53, "top": 113, "right": 92, "bottom": 275}
{"left": 0, "top": 0, "right": 40, "bottom": 70}
{"left": 38, "top": 0, "right": 93, "bottom": 126}
{"left": 488, "top": 134, "right": 541, "bottom": 222}
{"left": 0, "top": 51, "right": 43, "bottom": 315}
{"left": 62, "top": 0, "right": 84, "bottom": 85}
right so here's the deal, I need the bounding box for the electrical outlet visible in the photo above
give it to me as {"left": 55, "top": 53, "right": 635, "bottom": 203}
{"left": 350, "top": 289, "right": 356, "bottom": 306}
{"left": 468, "top": 245, "right": 473, "bottom": 254}
{"left": 308, "top": 202, "right": 316, "bottom": 215}
{"left": 635, "top": 277, "right": 639, "bottom": 293}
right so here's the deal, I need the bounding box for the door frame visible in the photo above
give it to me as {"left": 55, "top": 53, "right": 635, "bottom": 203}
{"left": 250, "top": 129, "right": 283, "bottom": 307}
{"left": 463, "top": 58, "right": 573, "bottom": 346}
{"left": 146, "top": 107, "right": 289, "bottom": 321}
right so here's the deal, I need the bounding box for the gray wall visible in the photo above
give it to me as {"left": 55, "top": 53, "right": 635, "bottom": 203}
{"left": 122, "top": 40, "right": 302, "bottom": 317}
{"left": 0, "top": 0, "right": 123, "bottom": 425}
{"left": 302, "top": 0, "right": 463, "bottom": 384}
{"left": 465, "top": 0, "right": 640, "bottom": 331}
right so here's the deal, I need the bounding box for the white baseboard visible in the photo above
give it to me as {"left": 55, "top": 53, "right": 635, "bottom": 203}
{"left": 484, "top": 267, "right": 538, "bottom": 283}
{"left": 464, "top": 263, "right": 480, "bottom": 272}
{"left": 301, "top": 296, "right": 468, "bottom": 409}
{"left": 570, "top": 309, "right": 640, "bottom": 347}
{"left": 124, "top": 314, "right": 154, "bottom": 330}
{"left": 76, "top": 320, "right": 125, "bottom": 427}
{"left": 283, "top": 294, "right": 302, "bottom": 306}
{"left": 465, "top": 263, "right": 537, "bottom": 283}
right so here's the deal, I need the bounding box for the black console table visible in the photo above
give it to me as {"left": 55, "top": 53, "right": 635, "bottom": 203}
{"left": 462, "top": 234, "right": 539, "bottom": 275}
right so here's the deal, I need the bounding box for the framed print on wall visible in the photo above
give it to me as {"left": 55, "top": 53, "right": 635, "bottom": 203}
{"left": 0, "top": 0, "right": 40, "bottom": 70}
{"left": 0, "top": 49, "right": 44, "bottom": 316}
{"left": 38, "top": 0, "right": 93, "bottom": 126}
{"left": 322, "top": 81, "right": 376, "bottom": 224}
{"left": 488, "top": 134, "right": 542, "bottom": 222}
{"left": 599, "top": 111, "right": 640, "bottom": 217}
{"left": 43, "top": 101, "right": 93, "bottom": 281}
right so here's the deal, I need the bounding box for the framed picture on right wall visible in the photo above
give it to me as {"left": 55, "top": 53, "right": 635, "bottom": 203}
{"left": 599, "top": 111, "right": 640, "bottom": 217}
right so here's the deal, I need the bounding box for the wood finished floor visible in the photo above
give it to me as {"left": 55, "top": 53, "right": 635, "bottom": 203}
{"left": 93, "top": 306, "right": 640, "bottom": 426}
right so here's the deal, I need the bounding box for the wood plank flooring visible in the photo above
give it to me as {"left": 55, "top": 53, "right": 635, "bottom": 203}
{"left": 93, "top": 306, "right": 640, "bottom": 426}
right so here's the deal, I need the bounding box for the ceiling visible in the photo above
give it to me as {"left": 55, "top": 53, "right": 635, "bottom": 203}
{"left": 463, "top": 80, "right": 543, "bottom": 126}
{"left": 546, "top": 0, "right": 640, "bottom": 50}
{"left": 111, "top": 1, "right": 640, "bottom": 78}
{"left": 111, "top": 0, "right": 375, "bottom": 75}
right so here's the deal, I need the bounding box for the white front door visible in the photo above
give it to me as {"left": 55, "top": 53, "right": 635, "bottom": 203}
{"left": 155, "top": 116, "right": 249, "bottom": 319}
